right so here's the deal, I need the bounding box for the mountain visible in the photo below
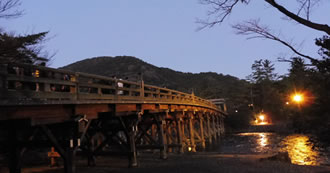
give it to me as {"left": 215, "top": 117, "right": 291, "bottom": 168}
{"left": 61, "top": 56, "right": 251, "bottom": 112}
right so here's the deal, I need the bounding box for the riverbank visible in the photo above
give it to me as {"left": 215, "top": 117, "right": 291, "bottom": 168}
{"left": 7, "top": 153, "right": 330, "bottom": 173}
{"left": 2, "top": 132, "right": 330, "bottom": 173}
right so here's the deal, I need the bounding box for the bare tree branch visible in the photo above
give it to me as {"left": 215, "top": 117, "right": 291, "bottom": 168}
{"left": 265, "top": 0, "right": 330, "bottom": 35}
{"left": 0, "top": 0, "right": 23, "bottom": 19}
{"left": 277, "top": 56, "right": 314, "bottom": 66}
{"left": 199, "top": 0, "right": 330, "bottom": 34}
{"left": 296, "top": 0, "right": 320, "bottom": 20}
{"left": 197, "top": 0, "right": 250, "bottom": 30}
{"left": 232, "top": 20, "right": 318, "bottom": 63}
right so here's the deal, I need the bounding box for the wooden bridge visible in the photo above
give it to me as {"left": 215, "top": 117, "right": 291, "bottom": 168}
{"left": 0, "top": 63, "right": 226, "bottom": 173}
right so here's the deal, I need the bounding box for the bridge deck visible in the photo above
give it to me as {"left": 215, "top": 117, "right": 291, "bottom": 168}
{"left": 0, "top": 63, "right": 224, "bottom": 125}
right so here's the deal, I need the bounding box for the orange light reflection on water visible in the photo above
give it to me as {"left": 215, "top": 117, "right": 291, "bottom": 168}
{"left": 238, "top": 133, "right": 270, "bottom": 152}
{"left": 280, "top": 135, "right": 319, "bottom": 165}
{"left": 258, "top": 122, "right": 268, "bottom": 125}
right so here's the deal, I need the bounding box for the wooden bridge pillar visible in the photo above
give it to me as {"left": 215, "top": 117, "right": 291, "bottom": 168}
{"left": 151, "top": 123, "right": 157, "bottom": 152}
{"left": 220, "top": 115, "right": 225, "bottom": 135}
{"left": 206, "top": 114, "right": 212, "bottom": 145}
{"left": 188, "top": 113, "right": 196, "bottom": 152}
{"left": 198, "top": 114, "right": 206, "bottom": 150}
{"left": 175, "top": 116, "right": 184, "bottom": 153}
{"left": 155, "top": 114, "right": 167, "bottom": 160}
{"left": 215, "top": 115, "right": 219, "bottom": 138}
{"left": 211, "top": 115, "right": 217, "bottom": 142}
{"left": 216, "top": 115, "right": 221, "bottom": 138}
{"left": 128, "top": 124, "right": 138, "bottom": 167}
{"left": 117, "top": 116, "right": 139, "bottom": 168}
{"left": 166, "top": 124, "right": 172, "bottom": 153}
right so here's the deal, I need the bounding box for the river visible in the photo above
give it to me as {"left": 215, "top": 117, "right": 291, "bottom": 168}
{"left": 216, "top": 132, "right": 330, "bottom": 166}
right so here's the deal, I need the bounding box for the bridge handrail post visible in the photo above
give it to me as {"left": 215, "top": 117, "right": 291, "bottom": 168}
{"left": 114, "top": 78, "right": 119, "bottom": 100}
{"left": 156, "top": 87, "right": 160, "bottom": 99}
{"left": 191, "top": 94, "right": 196, "bottom": 104}
{"left": 140, "top": 79, "right": 144, "bottom": 100}
{"left": 73, "top": 72, "right": 79, "bottom": 100}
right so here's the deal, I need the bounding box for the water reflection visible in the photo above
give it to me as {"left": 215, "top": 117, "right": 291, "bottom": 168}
{"left": 258, "top": 133, "right": 268, "bottom": 147}
{"left": 280, "top": 134, "right": 319, "bottom": 165}
{"left": 237, "top": 132, "right": 271, "bottom": 153}
{"left": 231, "top": 133, "right": 323, "bottom": 165}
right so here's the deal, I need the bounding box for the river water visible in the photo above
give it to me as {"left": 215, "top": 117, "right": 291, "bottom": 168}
{"left": 217, "top": 132, "right": 330, "bottom": 166}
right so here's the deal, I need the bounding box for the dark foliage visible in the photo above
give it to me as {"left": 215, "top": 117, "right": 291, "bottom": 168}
{"left": 0, "top": 32, "right": 48, "bottom": 64}
{"left": 0, "top": 0, "right": 50, "bottom": 65}
{"left": 315, "top": 36, "right": 330, "bottom": 58}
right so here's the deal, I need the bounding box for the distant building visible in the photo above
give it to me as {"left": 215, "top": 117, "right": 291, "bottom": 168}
{"left": 209, "top": 98, "right": 227, "bottom": 113}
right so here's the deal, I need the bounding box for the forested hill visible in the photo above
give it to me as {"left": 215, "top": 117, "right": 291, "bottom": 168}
{"left": 61, "top": 56, "right": 250, "bottom": 111}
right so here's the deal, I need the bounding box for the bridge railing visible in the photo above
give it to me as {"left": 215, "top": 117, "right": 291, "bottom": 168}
{"left": 0, "top": 63, "right": 219, "bottom": 110}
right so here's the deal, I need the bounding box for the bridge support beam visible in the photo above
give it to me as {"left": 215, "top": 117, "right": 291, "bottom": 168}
{"left": 156, "top": 115, "right": 167, "bottom": 160}
{"left": 206, "top": 114, "right": 212, "bottom": 145}
{"left": 216, "top": 115, "right": 221, "bottom": 138}
{"left": 198, "top": 114, "right": 206, "bottom": 150}
{"left": 175, "top": 116, "right": 184, "bottom": 153}
{"left": 117, "top": 116, "right": 139, "bottom": 168}
{"left": 212, "top": 115, "right": 217, "bottom": 142}
{"left": 188, "top": 113, "right": 196, "bottom": 152}
{"left": 220, "top": 115, "right": 225, "bottom": 135}
{"left": 128, "top": 125, "right": 138, "bottom": 167}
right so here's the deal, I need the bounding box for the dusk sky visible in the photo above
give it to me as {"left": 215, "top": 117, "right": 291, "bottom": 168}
{"left": 3, "top": 1, "right": 329, "bottom": 79}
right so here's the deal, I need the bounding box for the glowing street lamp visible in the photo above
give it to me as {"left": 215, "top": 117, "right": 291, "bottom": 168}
{"left": 256, "top": 114, "right": 268, "bottom": 125}
{"left": 292, "top": 93, "right": 304, "bottom": 104}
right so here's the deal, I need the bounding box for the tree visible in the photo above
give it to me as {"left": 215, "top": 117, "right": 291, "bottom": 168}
{"left": 247, "top": 59, "right": 285, "bottom": 121}
{"left": 315, "top": 36, "right": 330, "bottom": 59}
{"left": 249, "top": 59, "right": 277, "bottom": 83}
{"left": 0, "top": 0, "right": 51, "bottom": 64}
{"left": 0, "top": 32, "right": 49, "bottom": 64}
{"left": 288, "top": 57, "right": 309, "bottom": 86}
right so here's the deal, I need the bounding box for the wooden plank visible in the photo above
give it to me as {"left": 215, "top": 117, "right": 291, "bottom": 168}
{"left": 186, "top": 106, "right": 193, "bottom": 110}
{"left": 158, "top": 104, "right": 168, "bottom": 110}
{"left": 0, "top": 105, "right": 73, "bottom": 121}
{"left": 116, "top": 104, "right": 137, "bottom": 112}
{"left": 142, "top": 104, "right": 156, "bottom": 111}
{"left": 169, "top": 105, "right": 179, "bottom": 111}
{"left": 179, "top": 105, "right": 187, "bottom": 110}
